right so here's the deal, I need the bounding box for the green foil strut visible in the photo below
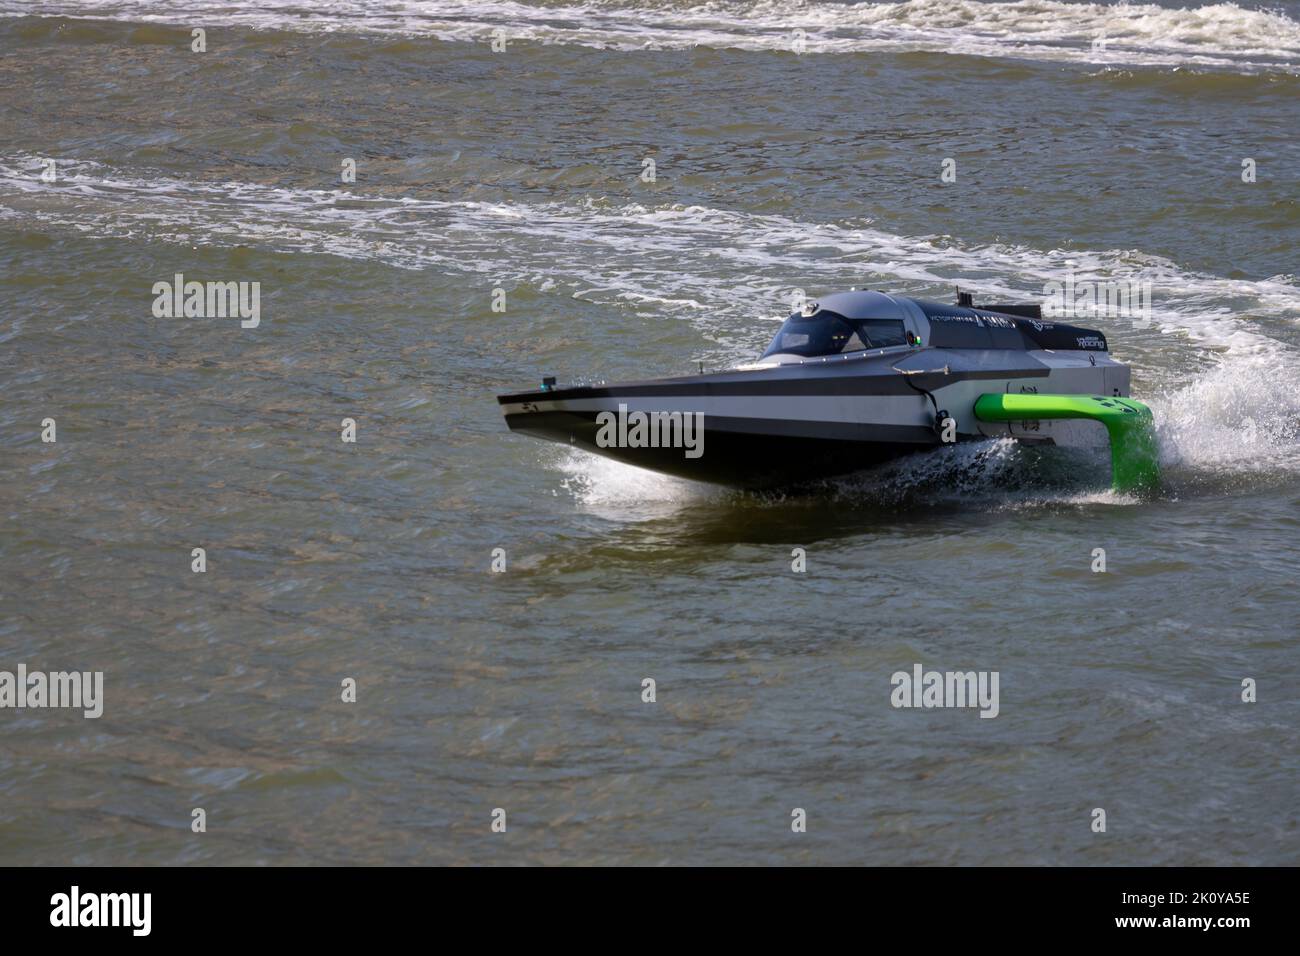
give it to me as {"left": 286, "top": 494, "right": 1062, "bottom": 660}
{"left": 973, "top": 393, "right": 1160, "bottom": 493}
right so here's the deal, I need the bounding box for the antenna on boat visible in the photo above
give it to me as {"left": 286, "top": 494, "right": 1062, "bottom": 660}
{"left": 955, "top": 286, "right": 974, "bottom": 307}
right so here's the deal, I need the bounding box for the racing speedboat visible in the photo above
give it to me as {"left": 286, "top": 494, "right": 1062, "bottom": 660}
{"left": 496, "top": 290, "right": 1158, "bottom": 491}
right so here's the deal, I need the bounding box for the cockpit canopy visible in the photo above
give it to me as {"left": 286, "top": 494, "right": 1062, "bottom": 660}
{"left": 761, "top": 309, "right": 909, "bottom": 360}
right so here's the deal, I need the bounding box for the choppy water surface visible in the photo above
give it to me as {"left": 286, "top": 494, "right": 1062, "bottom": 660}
{"left": 1, "top": 1, "right": 1297, "bottom": 865}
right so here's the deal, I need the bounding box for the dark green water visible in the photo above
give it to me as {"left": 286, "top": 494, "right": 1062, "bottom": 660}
{"left": 1, "top": 1, "right": 1297, "bottom": 865}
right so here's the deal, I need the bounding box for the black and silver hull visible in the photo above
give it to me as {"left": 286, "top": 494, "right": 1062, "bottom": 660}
{"left": 497, "top": 343, "right": 1129, "bottom": 488}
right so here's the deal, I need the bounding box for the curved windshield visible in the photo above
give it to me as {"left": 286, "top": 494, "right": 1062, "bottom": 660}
{"left": 762, "top": 310, "right": 908, "bottom": 358}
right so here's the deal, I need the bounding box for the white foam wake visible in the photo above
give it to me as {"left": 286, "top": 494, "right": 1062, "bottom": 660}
{"left": 1, "top": 155, "right": 1294, "bottom": 356}
{"left": 3, "top": 0, "right": 1300, "bottom": 71}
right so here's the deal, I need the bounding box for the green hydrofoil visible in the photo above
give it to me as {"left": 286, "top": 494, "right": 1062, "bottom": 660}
{"left": 973, "top": 394, "right": 1160, "bottom": 493}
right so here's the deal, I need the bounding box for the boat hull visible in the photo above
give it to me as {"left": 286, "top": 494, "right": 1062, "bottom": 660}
{"left": 504, "top": 406, "right": 935, "bottom": 487}
{"left": 498, "top": 345, "right": 1128, "bottom": 488}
